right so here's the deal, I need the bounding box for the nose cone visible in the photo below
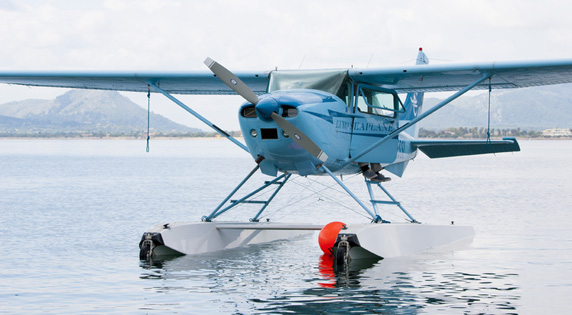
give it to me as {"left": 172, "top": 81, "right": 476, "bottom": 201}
{"left": 255, "top": 97, "right": 280, "bottom": 121}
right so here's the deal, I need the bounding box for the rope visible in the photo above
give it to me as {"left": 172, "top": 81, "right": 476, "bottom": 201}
{"left": 267, "top": 175, "right": 370, "bottom": 221}
{"left": 146, "top": 86, "right": 151, "bottom": 153}
{"left": 205, "top": 172, "right": 372, "bottom": 222}
{"left": 306, "top": 177, "right": 324, "bottom": 201}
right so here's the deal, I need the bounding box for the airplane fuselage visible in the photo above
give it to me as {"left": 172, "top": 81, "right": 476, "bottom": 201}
{"left": 238, "top": 88, "right": 418, "bottom": 177}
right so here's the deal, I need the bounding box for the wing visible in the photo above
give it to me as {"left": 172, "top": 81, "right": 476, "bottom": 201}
{"left": 2, "top": 58, "right": 572, "bottom": 94}
{"left": 0, "top": 70, "right": 270, "bottom": 95}
{"left": 350, "top": 59, "right": 572, "bottom": 92}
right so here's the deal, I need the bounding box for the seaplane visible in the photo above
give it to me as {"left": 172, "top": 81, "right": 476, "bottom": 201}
{"left": 2, "top": 48, "right": 572, "bottom": 265}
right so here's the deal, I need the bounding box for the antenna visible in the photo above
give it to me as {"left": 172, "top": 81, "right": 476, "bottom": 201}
{"left": 366, "top": 53, "right": 374, "bottom": 68}
{"left": 298, "top": 55, "right": 306, "bottom": 69}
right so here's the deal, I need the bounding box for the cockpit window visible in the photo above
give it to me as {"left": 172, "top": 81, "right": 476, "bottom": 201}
{"left": 268, "top": 69, "right": 352, "bottom": 107}
{"left": 356, "top": 84, "right": 404, "bottom": 118}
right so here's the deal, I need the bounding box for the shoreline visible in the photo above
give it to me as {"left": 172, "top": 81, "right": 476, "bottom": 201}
{"left": 0, "top": 136, "right": 241, "bottom": 140}
{"left": 0, "top": 136, "right": 570, "bottom": 141}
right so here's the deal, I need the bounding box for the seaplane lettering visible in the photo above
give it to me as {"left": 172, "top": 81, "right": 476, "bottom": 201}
{"left": 334, "top": 119, "right": 352, "bottom": 132}
{"left": 352, "top": 121, "right": 394, "bottom": 133}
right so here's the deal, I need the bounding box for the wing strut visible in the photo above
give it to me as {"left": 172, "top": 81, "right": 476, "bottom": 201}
{"left": 486, "top": 77, "right": 492, "bottom": 142}
{"left": 346, "top": 73, "right": 493, "bottom": 164}
{"left": 146, "top": 81, "right": 249, "bottom": 153}
{"left": 146, "top": 85, "right": 151, "bottom": 152}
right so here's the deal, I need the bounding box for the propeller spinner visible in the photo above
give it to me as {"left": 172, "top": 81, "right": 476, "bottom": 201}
{"left": 204, "top": 58, "right": 328, "bottom": 162}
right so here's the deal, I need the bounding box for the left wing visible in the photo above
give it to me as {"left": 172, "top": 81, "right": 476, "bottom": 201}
{"left": 0, "top": 70, "right": 270, "bottom": 95}
{"left": 350, "top": 59, "right": 572, "bottom": 92}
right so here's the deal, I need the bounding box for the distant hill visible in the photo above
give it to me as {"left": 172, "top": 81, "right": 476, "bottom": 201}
{"left": 419, "top": 84, "right": 572, "bottom": 131}
{"left": 1, "top": 84, "right": 570, "bottom": 137}
{"left": 0, "top": 90, "right": 201, "bottom": 136}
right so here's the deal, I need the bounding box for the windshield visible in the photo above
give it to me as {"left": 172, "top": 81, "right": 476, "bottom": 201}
{"left": 268, "top": 69, "right": 349, "bottom": 99}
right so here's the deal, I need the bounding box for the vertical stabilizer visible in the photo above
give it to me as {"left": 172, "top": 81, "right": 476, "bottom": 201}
{"left": 402, "top": 48, "right": 429, "bottom": 137}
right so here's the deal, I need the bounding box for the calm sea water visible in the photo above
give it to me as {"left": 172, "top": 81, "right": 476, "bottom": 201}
{"left": 1, "top": 139, "right": 571, "bottom": 314}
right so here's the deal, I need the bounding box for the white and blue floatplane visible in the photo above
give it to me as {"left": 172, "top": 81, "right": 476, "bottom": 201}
{"left": 2, "top": 49, "right": 572, "bottom": 263}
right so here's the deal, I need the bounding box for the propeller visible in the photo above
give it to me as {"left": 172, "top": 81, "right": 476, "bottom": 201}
{"left": 204, "top": 58, "right": 328, "bottom": 162}
{"left": 204, "top": 57, "right": 259, "bottom": 105}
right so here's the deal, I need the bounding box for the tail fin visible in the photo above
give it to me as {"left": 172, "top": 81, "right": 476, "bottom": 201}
{"left": 402, "top": 48, "right": 429, "bottom": 137}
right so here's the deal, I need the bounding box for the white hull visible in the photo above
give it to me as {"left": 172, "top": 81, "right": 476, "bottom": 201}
{"left": 141, "top": 221, "right": 474, "bottom": 259}
{"left": 340, "top": 223, "right": 475, "bottom": 259}
{"left": 142, "top": 222, "right": 321, "bottom": 256}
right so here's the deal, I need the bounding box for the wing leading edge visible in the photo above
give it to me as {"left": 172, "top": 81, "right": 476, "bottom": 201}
{"left": 350, "top": 59, "right": 572, "bottom": 92}
{"left": 0, "top": 70, "right": 270, "bottom": 95}
{"left": 1, "top": 58, "right": 572, "bottom": 94}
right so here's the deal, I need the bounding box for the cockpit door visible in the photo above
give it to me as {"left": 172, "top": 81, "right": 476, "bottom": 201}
{"left": 349, "top": 84, "right": 404, "bottom": 163}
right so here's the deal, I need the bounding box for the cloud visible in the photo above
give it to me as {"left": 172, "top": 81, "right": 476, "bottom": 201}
{"left": 2, "top": 0, "right": 572, "bottom": 70}
{"left": 0, "top": 0, "right": 15, "bottom": 11}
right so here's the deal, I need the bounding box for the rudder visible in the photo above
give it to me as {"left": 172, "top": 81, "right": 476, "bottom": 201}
{"left": 402, "top": 48, "right": 429, "bottom": 136}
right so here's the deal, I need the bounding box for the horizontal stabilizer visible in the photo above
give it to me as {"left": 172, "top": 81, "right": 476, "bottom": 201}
{"left": 412, "top": 137, "right": 520, "bottom": 159}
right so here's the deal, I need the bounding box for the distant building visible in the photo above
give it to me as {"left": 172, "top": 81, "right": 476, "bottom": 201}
{"left": 542, "top": 128, "right": 572, "bottom": 137}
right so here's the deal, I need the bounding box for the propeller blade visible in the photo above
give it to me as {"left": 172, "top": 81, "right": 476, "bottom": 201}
{"left": 270, "top": 112, "right": 328, "bottom": 162}
{"left": 204, "top": 57, "right": 327, "bottom": 163}
{"left": 204, "top": 57, "right": 259, "bottom": 105}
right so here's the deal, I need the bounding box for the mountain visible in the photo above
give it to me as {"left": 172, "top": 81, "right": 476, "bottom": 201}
{"left": 0, "top": 90, "right": 201, "bottom": 136}
{"left": 418, "top": 84, "right": 572, "bottom": 130}
{"left": 1, "top": 84, "right": 570, "bottom": 136}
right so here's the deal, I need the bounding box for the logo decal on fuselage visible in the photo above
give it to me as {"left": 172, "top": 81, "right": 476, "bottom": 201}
{"left": 306, "top": 110, "right": 395, "bottom": 136}
{"left": 352, "top": 120, "right": 394, "bottom": 133}
{"left": 410, "top": 93, "right": 419, "bottom": 117}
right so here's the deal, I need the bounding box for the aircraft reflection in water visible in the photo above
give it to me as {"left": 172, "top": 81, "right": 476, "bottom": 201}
{"left": 317, "top": 253, "right": 379, "bottom": 288}
{"left": 138, "top": 240, "right": 519, "bottom": 314}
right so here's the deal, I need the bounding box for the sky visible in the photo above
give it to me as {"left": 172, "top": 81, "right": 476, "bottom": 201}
{"left": 0, "top": 0, "right": 571, "bottom": 130}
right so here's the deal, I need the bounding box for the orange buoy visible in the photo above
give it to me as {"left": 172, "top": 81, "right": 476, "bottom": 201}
{"left": 318, "top": 221, "right": 346, "bottom": 254}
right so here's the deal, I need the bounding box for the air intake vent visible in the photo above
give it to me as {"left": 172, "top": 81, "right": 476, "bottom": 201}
{"left": 282, "top": 106, "right": 298, "bottom": 117}
{"left": 241, "top": 106, "right": 257, "bottom": 118}
{"left": 260, "top": 128, "right": 278, "bottom": 139}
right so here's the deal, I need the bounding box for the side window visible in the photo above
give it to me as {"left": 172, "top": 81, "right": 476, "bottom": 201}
{"left": 356, "top": 85, "right": 403, "bottom": 118}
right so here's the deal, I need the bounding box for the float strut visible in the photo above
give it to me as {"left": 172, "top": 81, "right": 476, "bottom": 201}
{"left": 320, "top": 165, "right": 382, "bottom": 223}
{"left": 250, "top": 174, "right": 291, "bottom": 222}
{"left": 202, "top": 164, "right": 260, "bottom": 221}
{"left": 202, "top": 166, "right": 290, "bottom": 222}
{"left": 366, "top": 181, "right": 419, "bottom": 223}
